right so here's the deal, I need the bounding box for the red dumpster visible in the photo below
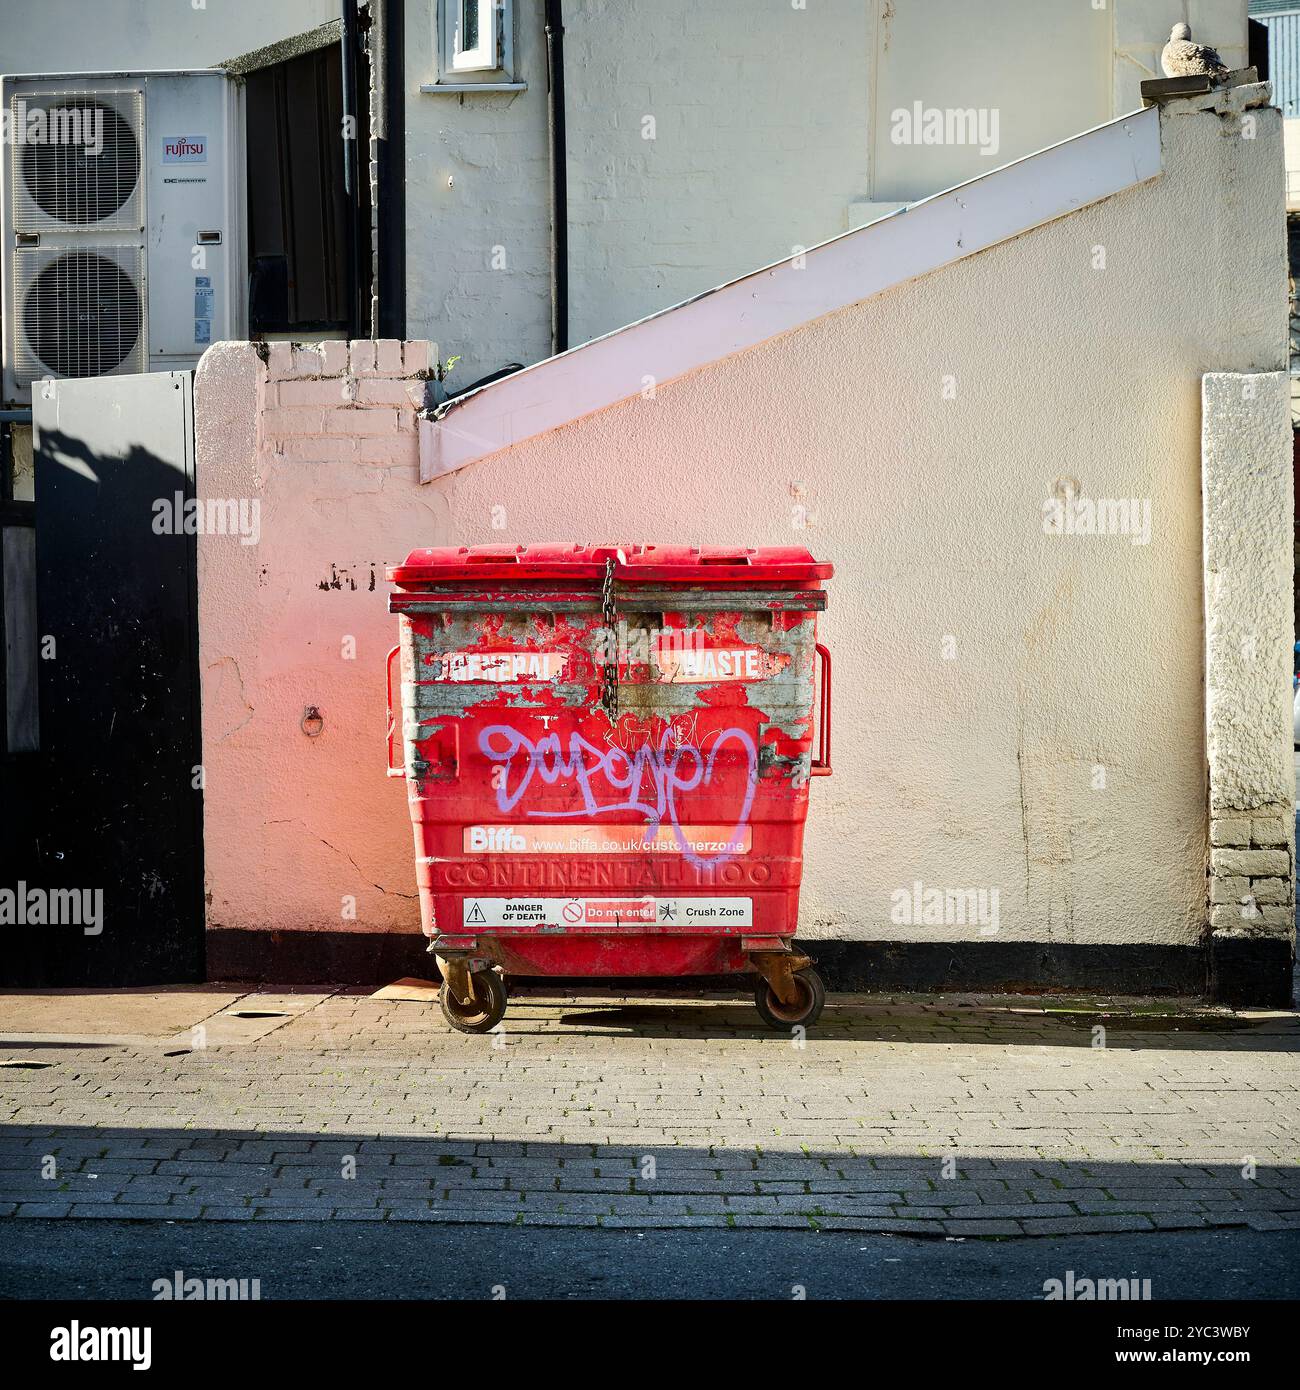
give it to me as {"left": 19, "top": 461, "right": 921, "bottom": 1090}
{"left": 386, "top": 543, "right": 833, "bottom": 1032}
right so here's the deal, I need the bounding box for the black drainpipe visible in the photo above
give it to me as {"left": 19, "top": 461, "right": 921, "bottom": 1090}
{"left": 376, "top": 0, "right": 406, "bottom": 339}
{"left": 544, "top": 0, "right": 568, "bottom": 355}
{"left": 341, "top": 0, "right": 363, "bottom": 338}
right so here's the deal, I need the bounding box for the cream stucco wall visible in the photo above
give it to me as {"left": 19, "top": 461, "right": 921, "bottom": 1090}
{"left": 195, "top": 92, "right": 1287, "bottom": 958}
{"left": 870, "top": 0, "right": 1113, "bottom": 203}
{"left": 1201, "top": 372, "right": 1294, "bottom": 950}
{"left": 0, "top": 0, "right": 336, "bottom": 72}
{"left": 405, "top": 0, "right": 1249, "bottom": 382}
{"left": 428, "top": 99, "right": 1284, "bottom": 948}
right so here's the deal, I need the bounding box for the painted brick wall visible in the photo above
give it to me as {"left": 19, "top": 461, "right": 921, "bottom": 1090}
{"left": 259, "top": 339, "right": 431, "bottom": 467}
{"left": 195, "top": 338, "right": 436, "bottom": 966}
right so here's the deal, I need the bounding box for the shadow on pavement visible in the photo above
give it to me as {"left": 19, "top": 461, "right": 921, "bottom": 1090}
{"left": 1, "top": 1125, "right": 1296, "bottom": 1241}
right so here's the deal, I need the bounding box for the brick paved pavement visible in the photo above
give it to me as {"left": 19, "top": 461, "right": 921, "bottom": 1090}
{"left": 1, "top": 990, "right": 1297, "bottom": 1237}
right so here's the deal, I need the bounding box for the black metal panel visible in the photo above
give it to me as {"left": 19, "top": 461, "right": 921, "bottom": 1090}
{"left": 3, "top": 371, "right": 204, "bottom": 985}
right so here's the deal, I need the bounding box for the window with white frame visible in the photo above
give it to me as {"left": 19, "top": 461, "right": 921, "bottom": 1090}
{"left": 441, "top": 0, "right": 513, "bottom": 76}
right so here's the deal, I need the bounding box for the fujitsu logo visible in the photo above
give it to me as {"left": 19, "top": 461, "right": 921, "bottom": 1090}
{"left": 163, "top": 135, "right": 206, "bottom": 162}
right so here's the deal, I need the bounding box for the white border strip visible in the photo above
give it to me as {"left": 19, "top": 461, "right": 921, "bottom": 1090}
{"left": 422, "top": 106, "right": 1161, "bottom": 480}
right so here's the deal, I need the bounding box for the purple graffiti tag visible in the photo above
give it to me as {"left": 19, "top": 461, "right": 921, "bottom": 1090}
{"left": 477, "top": 724, "right": 758, "bottom": 868}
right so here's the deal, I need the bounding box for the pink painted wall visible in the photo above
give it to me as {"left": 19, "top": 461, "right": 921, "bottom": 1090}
{"left": 195, "top": 340, "right": 443, "bottom": 970}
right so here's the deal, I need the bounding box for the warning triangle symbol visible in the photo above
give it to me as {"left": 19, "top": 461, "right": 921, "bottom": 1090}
{"left": 467, "top": 903, "right": 486, "bottom": 924}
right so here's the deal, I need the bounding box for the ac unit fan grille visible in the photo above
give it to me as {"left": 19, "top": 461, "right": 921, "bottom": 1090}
{"left": 12, "top": 92, "right": 143, "bottom": 231}
{"left": 18, "top": 249, "right": 144, "bottom": 382}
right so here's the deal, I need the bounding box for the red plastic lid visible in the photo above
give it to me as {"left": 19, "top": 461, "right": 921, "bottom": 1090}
{"left": 387, "top": 543, "right": 832, "bottom": 585}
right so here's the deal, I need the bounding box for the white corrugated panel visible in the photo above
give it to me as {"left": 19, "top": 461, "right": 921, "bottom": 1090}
{"left": 1258, "top": 10, "right": 1300, "bottom": 116}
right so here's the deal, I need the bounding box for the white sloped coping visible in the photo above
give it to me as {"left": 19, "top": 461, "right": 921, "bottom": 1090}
{"left": 421, "top": 106, "right": 1161, "bottom": 480}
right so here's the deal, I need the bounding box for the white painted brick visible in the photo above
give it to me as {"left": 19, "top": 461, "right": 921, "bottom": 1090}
{"left": 1250, "top": 816, "right": 1290, "bottom": 847}
{"left": 322, "top": 407, "right": 399, "bottom": 436}
{"left": 292, "top": 345, "right": 328, "bottom": 377}
{"left": 321, "top": 340, "right": 350, "bottom": 375}
{"left": 403, "top": 340, "right": 436, "bottom": 377}
{"left": 262, "top": 407, "right": 325, "bottom": 436}
{"left": 278, "top": 378, "right": 357, "bottom": 407}
{"left": 1209, "top": 818, "right": 1250, "bottom": 847}
{"left": 1212, "top": 900, "right": 1256, "bottom": 922}
{"left": 1248, "top": 878, "right": 1290, "bottom": 904}
{"left": 266, "top": 342, "right": 294, "bottom": 379}
{"left": 1210, "top": 903, "right": 1263, "bottom": 929}
{"left": 1208, "top": 875, "right": 1249, "bottom": 905}
{"left": 1216, "top": 903, "right": 1297, "bottom": 930}
{"left": 349, "top": 340, "right": 377, "bottom": 375}
{"left": 356, "top": 379, "right": 417, "bottom": 406}
{"left": 280, "top": 436, "right": 360, "bottom": 461}
{"left": 358, "top": 434, "right": 418, "bottom": 466}
{"left": 375, "top": 339, "right": 404, "bottom": 375}
{"left": 1209, "top": 849, "right": 1291, "bottom": 878}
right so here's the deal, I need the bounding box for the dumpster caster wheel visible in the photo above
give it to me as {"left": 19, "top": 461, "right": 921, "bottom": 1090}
{"left": 439, "top": 969, "right": 507, "bottom": 1034}
{"left": 754, "top": 967, "right": 826, "bottom": 1031}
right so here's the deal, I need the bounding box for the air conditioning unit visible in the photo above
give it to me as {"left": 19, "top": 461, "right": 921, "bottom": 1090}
{"left": 1, "top": 70, "right": 245, "bottom": 406}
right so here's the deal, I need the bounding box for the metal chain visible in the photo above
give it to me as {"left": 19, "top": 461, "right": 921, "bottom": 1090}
{"left": 599, "top": 555, "right": 619, "bottom": 722}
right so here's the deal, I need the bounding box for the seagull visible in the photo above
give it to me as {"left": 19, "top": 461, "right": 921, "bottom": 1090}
{"left": 1160, "top": 22, "right": 1229, "bottom": 80}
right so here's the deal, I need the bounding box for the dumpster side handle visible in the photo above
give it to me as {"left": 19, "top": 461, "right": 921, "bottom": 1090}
{"left": 386, "top": 645, "right": 405, "bottom": 777}
{"left": 811, "top": 643, "right": 832, "bottom": 777}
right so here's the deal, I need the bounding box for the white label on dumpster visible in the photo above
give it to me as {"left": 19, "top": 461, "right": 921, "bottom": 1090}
{"left": 460, "top": 897, "right": 753, "bottom": 928}
{"left": 653, "top": 646, "right": 766, "bottom": 682}
{"left": 464, "top": 825, "right": 753, "bottom": 855}
{"left": 437, "top": 651, "right": 566, "bottom": 683}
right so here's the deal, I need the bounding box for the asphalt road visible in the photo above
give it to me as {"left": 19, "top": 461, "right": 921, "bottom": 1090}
{"left": 1, "top": 1220, "right": 1297, "bottom": 1301}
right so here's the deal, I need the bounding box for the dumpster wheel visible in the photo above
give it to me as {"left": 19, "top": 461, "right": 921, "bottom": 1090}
{"left": 754, "top": 966, "right": 826, "bottom": 1031}
{"left": 439, "top": 968, "right": 508, "bottom": 1034}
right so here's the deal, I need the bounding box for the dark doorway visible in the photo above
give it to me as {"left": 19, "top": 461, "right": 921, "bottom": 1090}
{"left": 244, "top": 43, "right": 366, "bottom": 336}
{"left": 2, "top": 371, "right": 205, "bottom": 986}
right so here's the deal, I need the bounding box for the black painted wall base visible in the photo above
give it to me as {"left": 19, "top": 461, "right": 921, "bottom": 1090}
{"left": 207, "top": 929, "right": 1294, "bottom": 1007}
{"left": 1208, "top": 933, "right": 1295, "bottom": 1009}
{"left": 208, "top": 929, "right": 431, "bottom": 987}
{"left": 804, "top": 940, "right": 1209, "bottom": 997}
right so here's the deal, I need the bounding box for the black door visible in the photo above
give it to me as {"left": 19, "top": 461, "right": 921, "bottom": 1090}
{"left": 1, "top": 371, "right": 204, "bottom": 985}
{"left": 244, "top": 42, "right": 358, "bottom": 335}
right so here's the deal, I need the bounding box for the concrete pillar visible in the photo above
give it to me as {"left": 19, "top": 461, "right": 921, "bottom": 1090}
{"left": 1202, "top": 371, "right": 1295, "bottom": 1005}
